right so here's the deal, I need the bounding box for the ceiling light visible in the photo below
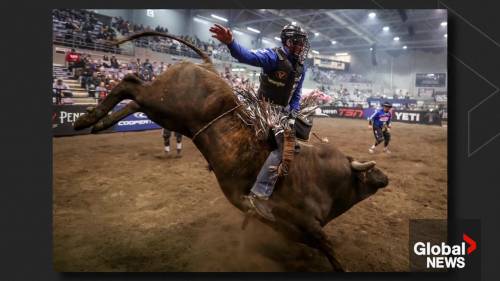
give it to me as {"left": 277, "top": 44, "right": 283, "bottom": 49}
{"left": 193, "top": 17, "right": 209, "bottom": 25}
{"left": 383, "top": 26, "right": 390, "bottom": 31}
{"left": 403, "top": 45, "right": 407, "bottom": 49}
{"left": 314, "top": 32, "right": 320, "bottom": 36}
{"left": 312, "top": 50, "right": 319, "bottom": 54}
{"left": 441, "top": 21, "right": 447, "bottom": 27}
{"left": 444, "top": 34, "right": 448, "bottom": 38}
{"left": 393, "top": 36, "right": 400, "bottom": 41}
{"left": 335, "top": 52, "right": 349, "bottom": 56}
{"left": 368, "top": 12, "right": 376, "bottom": 18}
{"left": 247, "top": 27, "right": 260, "bottom": 34}
{"left": 211, "top": 14, "right": 228, "bottom": 22}
{"left": 331, "top": 40, "right": 337, "bottom": 45}
{"left": 274, "top": 37, "right": 281, "bottom": 41}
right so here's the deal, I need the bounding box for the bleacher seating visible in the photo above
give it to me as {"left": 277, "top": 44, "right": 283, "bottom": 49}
{"left": 53, "top": 64, "right": 96, "bottom": 104}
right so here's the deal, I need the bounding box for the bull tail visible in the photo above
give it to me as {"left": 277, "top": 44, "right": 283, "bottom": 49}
{"left": 116, "top": 31, "right": 212, "bottom": 65}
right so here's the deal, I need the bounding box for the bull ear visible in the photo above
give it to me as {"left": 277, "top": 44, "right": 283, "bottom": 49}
{"left": 351, "top": 160, "right": 376, "bottom": 171}
{"left": 123, "top": 74, "right": 143, "bottom": 85}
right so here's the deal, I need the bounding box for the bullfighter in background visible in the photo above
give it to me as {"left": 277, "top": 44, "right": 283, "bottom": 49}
{"left": 368, "top": 101, "right": 393, "bottom": 154}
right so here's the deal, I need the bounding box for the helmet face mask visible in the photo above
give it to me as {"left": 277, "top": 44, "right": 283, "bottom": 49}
{"left": 281, "top": 24, "right": 309, "bottom": 64}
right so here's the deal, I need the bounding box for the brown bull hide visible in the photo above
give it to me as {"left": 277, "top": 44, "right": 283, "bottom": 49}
{"left": 74, "top": 32, "right": 389, "bottom": 271}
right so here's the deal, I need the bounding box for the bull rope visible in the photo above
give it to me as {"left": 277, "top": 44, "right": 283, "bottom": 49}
{"left": 191, "top": 104, "right": 242, "bottom": 142}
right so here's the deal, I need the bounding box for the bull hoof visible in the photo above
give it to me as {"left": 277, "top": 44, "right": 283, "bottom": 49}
{"left": 74, "top": 117, "right": 91, "bottom": 130}
{"left": 74, "top": 114, "right": 96, "bottom": 130}
{"left": 91, "top": 119, "right": 111, "bottom": 133}
{"left": 74, "top": 108, "right": 102, "bottom": 130}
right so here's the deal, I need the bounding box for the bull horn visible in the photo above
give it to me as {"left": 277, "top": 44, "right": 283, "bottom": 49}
{"left": 351, "top": 160, "right": 376, "bottom": 171}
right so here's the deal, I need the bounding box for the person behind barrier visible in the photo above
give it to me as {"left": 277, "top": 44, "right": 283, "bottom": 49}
{"left": 53, "top": 79, "right": 70, "bottom": 105}
{"left": 210, "top": 23, "right": 309, "bottom": 221}
{"left": 368, "top": 101, "right": 393, "bottom": 154}
{"left": 163, "top": 129, "right": 183, "bottom": 158}
{"left": 65, "top": 48, "right": 81, "bottom": 77}
{"left": 95, "top": 81, "right": 108, "bottom": 104}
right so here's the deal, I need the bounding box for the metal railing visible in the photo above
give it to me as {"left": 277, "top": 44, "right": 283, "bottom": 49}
{"left": 53, "top": 32, "right": 239, "bottom": 64}
{"left": 53, "top": 35, "right": 134, "bottom": 56}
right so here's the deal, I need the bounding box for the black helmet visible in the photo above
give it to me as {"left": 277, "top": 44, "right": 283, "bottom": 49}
{"left": 280, "top": 24, "right": 309, "bottom": 63}
{"left": 382, "top": 101, "right": 393, "bottom": 108}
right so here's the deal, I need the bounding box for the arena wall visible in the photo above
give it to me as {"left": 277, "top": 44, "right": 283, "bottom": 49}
{"left": 349, "top": 49, "right": 447, "bottom": 96}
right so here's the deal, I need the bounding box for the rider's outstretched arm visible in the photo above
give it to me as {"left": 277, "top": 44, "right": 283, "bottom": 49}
{"left": 227, "top": 41, "right": 278, "bottom": 73}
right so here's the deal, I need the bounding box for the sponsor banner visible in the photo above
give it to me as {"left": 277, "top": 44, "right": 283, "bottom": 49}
{"left": 52, "top": 105, "right": 113, "bottom": 136}
{"left": 319, "top": 106, "right": 365, "bottom": 119}
{"left": 112, "top": 104, "right": 161, "bottom": 132}
{"left": 392, "top": 110, "right": 442, "bottom": 125}
{"left": 318, "top": 106, "right": 442, "bottom": 125}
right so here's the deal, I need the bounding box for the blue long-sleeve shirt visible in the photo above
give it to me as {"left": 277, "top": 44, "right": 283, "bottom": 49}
{"left": 369, "top": 109, "right": 392, "bottom": 128}
{"left": 227, "top": 40, "right": 305, "bottom": 111}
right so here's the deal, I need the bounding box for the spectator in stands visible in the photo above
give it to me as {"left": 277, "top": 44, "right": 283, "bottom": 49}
{"left": 65, "top": 48, "right": 81, "bottom": 75}
{"left": 139, "top": 60, "right": 153, "bottom": 81}
{"left": 84, "top": 32, "right": 93, "bottom": 45}
{"left": 80, "top": 66, "right": 93, "bottom": 90}
{"left": 90, "top": 72, "right": 102, "bottom": 89}
{"left": 82, "top": 21, "right": 93, "bottom": 32}
{"left": 64, "top": 30, "right": 74, "bottom": 41}
{"left": 95, "top": 81, "right": 108, "bottom": 104}
{"left": 135, "top": 58, "right": 141, "bottom": 71}
{"left": 107, "top": 80, "right": 117, "bottom": 91}
{"left": 82, "top": 54, "right": 91, "bottom": 65}
{"left": 101, "top": 56, "right": 110, "bottom": 68}
{"left": 159, "top": 61, "right": 167, "bottom": 74}
{"left": 118, "top": 70, "right": 125, "bottom": 80}
{"left": 53, "top": 79, "right": 70, "bottom": 105}
{"left": 110, "top": 56, "right": 120, "bottom": 69}
{"left": 92, "top": 59, "right": 102, "bottom": 72}
{"left": 142, "top": 58, "right": 152, "bottom": 72}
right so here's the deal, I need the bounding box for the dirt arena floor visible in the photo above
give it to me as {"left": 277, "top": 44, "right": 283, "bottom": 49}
{"left": 53, "top": 118, "right": 447, "bottom": 272}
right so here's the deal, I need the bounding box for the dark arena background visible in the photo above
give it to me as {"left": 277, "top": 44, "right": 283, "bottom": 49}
{"left": 52, "top": 9, "right": 447, "bottom": 272}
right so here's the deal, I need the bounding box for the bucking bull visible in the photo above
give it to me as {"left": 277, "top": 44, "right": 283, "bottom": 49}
{"left": 74, "top": 31, "right": 389, "bottom": 271}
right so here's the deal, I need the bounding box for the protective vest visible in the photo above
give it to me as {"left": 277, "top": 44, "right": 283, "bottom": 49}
{"left": 257, "top": 48, "right": 304, "bottom": 106}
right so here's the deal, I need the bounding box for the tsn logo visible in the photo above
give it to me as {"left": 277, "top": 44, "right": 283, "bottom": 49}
{"left": 413, "top": 234, "right": 477, "bottom": 269}
{"left": 339, "top": 108, "right": 363, "bottom": 118}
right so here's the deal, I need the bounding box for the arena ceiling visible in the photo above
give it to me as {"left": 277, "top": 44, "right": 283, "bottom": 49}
{"left": 191, "top": 9, "right": 447, "bottom": 55}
